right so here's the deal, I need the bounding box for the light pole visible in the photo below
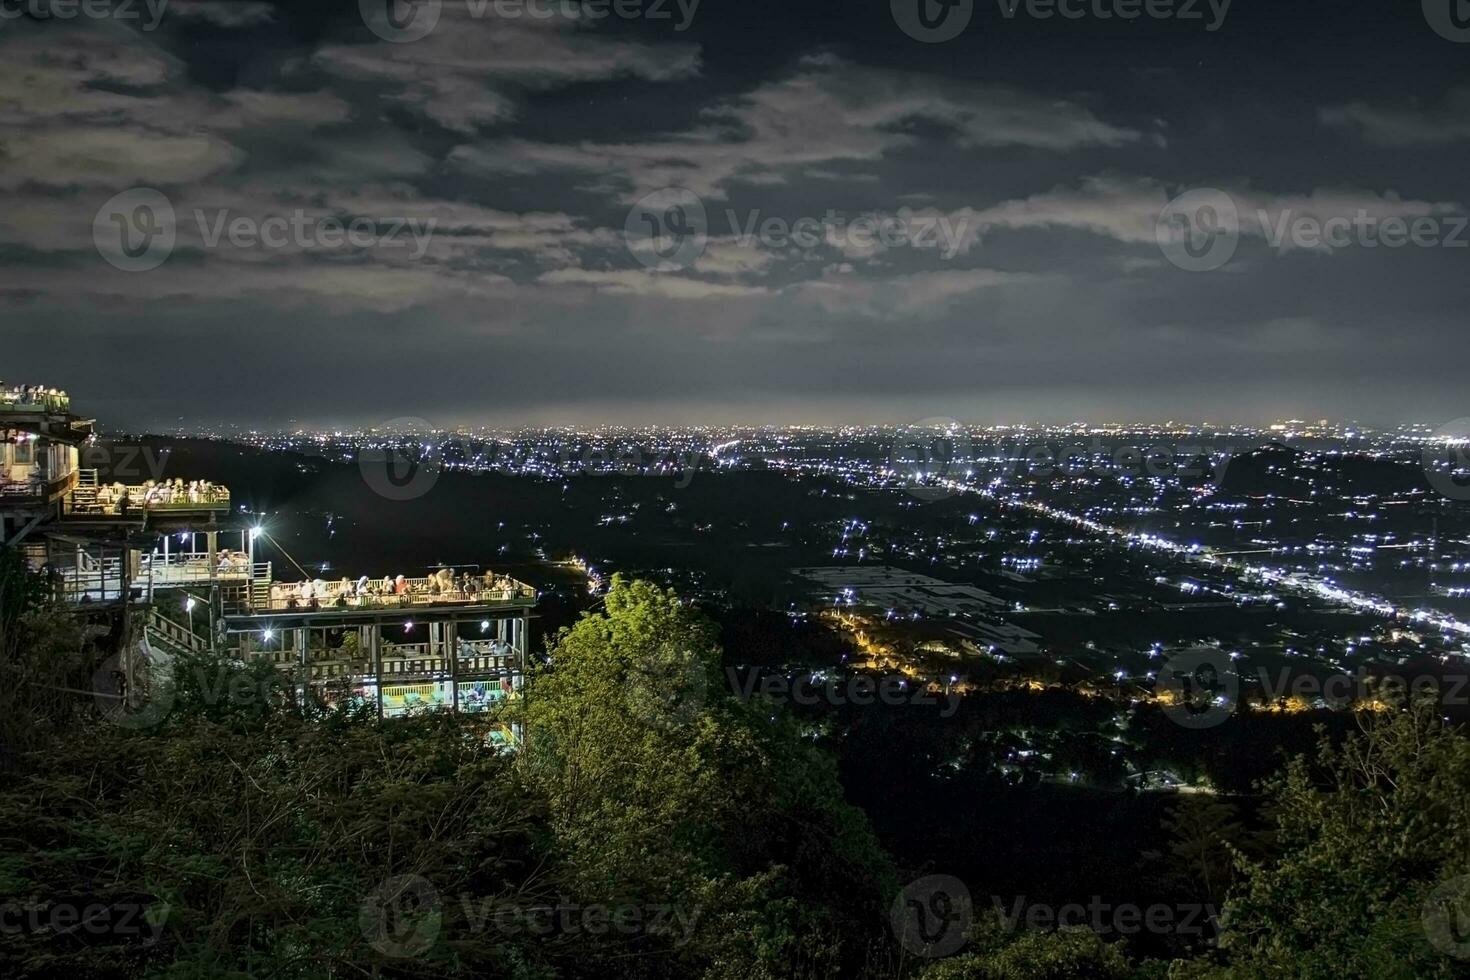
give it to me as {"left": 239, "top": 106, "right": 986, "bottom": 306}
{"left": 186, "top": 595, "right": 197, "bottom": 636}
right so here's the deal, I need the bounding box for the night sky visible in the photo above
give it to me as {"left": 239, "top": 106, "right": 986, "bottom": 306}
{"left": 4, "top": 0, "right": 1468, "bottom": 429}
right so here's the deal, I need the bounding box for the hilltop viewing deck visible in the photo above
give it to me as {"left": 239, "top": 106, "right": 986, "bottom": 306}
{"left": 0, "top": 386, "right": 70, "bottom": 414}
{"left": 53, "top": 549, "right": 536, "bottom": 618}
{"left": 62, "top": 472, "right": 231, "bottom": 518}
{"left": 246, "top": 573, "right": 537, "bottom": 617}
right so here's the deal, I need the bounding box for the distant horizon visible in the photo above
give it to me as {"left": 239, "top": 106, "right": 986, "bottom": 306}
{"left": 111, "top": 415, "right": 1451, "bottom": 437}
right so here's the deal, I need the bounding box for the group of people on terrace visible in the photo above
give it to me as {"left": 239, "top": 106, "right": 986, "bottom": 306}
{"left": 0, "top": 384, "right": 69, "bottom": 412}
{"left": 90, "top": 479, "right": 229, "bottom": 515}
{"left": 266, "top": 568, "right": 524, "bottom": 611}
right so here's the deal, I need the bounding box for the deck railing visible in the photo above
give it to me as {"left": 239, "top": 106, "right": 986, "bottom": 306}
{"left": 0, "top": 470, "right": 77, "bottom": 504}
{"left": 51, "top": 553, "right": 268, "bottom": 605}
{"left": 144, "top": 607, "right": 210, "bottom": 655}
{"left": 251, "top": 577, "right": 536, "bottom": 613}
{"left": 65, "top": 471, "right": 231, "bottom": 515}
{"left": 250, "top": 643, "right": 520, "bottom": 682}
{"left": 0, "top": 391, "right": 70, "bottom": 413}
{"left": 142, "top": 552, "right": 254, "bottom": 585}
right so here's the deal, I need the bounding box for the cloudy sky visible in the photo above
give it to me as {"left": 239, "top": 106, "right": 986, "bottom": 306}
{"left": 3, "top": 0, "right": 1468, "bottom": 429}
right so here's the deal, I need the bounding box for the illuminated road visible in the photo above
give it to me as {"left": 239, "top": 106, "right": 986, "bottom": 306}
{"left": 770, "top": 457, "right": 1470, "bottom": 643}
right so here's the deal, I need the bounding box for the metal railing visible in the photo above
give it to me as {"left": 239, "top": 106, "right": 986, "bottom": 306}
{"left": 144, "top": 607, "right": 210, "bottom": 655}
{"left": 143, "top": 552, "right": 254, "bottom": 585}
{"left": 52, "top": 553, "right": 269, "bottom": 606}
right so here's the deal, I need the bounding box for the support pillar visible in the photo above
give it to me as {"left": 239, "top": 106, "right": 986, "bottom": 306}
{"left": 448, "top": 620, "right": 459, "bottom": 714}
{"left": 296, "top": 627, "right": 309, "bottom": 707}
{"left": 370, "top": 623, "right": 384, "bottom": 720}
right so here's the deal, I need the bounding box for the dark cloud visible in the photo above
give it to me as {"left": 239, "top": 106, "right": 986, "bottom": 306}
{"left": 1, "top": 0, "right": 1467, "bottom": 429}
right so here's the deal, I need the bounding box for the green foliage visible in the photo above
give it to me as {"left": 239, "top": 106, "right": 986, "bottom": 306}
{"left": 1219, "top": 701, "right": 1470, "bottom": 979}
{"left": 0, "top": 546, "right": 88, "bottom": 756}
{"left": 520, "top": 575, "right": 896, "bottom": 977}
{"left": 4, "top": 560, "right": 1466, "bottom": 980}
{"left": 917, "top": 927, "right": 1133, "bottom": 980}
{"left": 0, "top": 575, "right": 900, "bottom": 979}
{"left": 0, "top": 706, "right": 555, "bottom": 978}
{"left": 1160, "top": 797, "right": 1247, "bottom": 904}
